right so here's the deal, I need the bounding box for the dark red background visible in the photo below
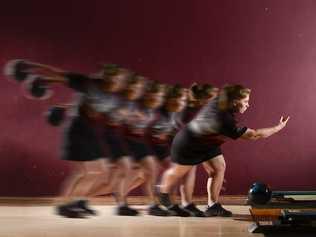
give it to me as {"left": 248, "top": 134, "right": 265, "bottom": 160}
{"left": 0, "top": 0, "right": 315, "bottom": 196}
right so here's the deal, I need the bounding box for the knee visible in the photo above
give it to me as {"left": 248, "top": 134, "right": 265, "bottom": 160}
{"left": 117, "top": 159, "right": 132, "bottom": 173}
{"left": 166, "top": 167, "right": 177, "bottom": 177}
{"left": 208, "top": 172, "right": 215, "bottom": 178}
{"left": 167, "top": 167, "right": 184, "bottom": 179}
{"left": 70, "top": 173, "right": 86, "bottom": 181}
{"left": 142, "top": 166, "right": 155, "bottom": 179}
{"left": 205, "top": 167, "right": 215, "bottom": 178}
{"left": 97, "top": 171, "right": 111, "bottom": 181}
{"left": 115, "top": 168, "right": 128, "bottom": 179}
{"left": 70, "top": 166, "right": 87, "bottom": 179}
{"left": 112, "top": 164, "right": 129, "bottom": 179}
{"left": 142, "top": 171, "right": 152, "bottom": 180}
{"left": 214, "top": 162, "right": 226, "bottom": 175}
{"left": 136, "top": 172, "right": 146, "bottom": 182}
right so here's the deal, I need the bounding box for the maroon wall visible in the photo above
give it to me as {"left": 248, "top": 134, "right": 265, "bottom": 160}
{"left": 0, "top": 0, "right": 316, "bottom": 196}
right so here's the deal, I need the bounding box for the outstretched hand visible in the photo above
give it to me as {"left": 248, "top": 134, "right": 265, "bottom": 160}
{"left": 278, "top": 116, "right": 290, "bottom": 129}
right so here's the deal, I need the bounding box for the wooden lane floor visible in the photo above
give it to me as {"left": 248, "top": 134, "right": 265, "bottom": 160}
{"left": 0, "top": 205, "right": 261, "bottom": 237}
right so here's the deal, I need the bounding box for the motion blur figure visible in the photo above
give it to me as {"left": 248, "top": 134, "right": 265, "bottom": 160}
{"left": 56, "top": 66, "right": 132, "bottom": 218}
{"left": 4, "top": 60, "right": 136, "bottom": 217}
{"left": 120, "top": 81, "right": 170, "bottom": 216}
{"left": 159, "top": 84, "right": 289, "bottom": 217}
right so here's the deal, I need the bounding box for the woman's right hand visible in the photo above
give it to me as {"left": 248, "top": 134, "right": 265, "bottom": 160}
{"left": 278, "top": 116, "right": 290, "bottom": 130}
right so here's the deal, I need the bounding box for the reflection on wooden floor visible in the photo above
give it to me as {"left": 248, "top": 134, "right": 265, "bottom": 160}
{"left": 0, "top": 205, "right": 261, "bottom": 237}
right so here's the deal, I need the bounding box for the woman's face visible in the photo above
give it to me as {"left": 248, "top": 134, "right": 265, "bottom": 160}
{"left": 235, "top": 94, "right": 250, "bottom": 114}
{"left": 126, "top": 82, "right": 145, "bottom": 100}
{"left": 144, "top": 92, "right": 165, "bottom": 109}
{"left": 166, "top": 94, "right": 187, "bottom": 112}
{"left": 108, "top": 80, "right": 125, "bottom": 92}
{"left": 203, "top": 87, "right": 219, "bottom": 103}
{"left": 106, "top": 73, "right": 128, "bottom": 92}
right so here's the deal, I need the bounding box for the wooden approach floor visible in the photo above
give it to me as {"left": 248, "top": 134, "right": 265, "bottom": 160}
{"left": 0, "top": 197, "right": 311, "bottom": 237}
{"left": 0, "top": 204, "right": 259, "bottom": 237}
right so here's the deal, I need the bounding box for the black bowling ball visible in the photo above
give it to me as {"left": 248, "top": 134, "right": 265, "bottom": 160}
{"left": 46, "top": 106, "right": 66, "bottom": 126}
{"left": 28, "top": 76, "right": 48, "bottom": 98}
{"left": 4, "top": 59, "right": 30, "bottom": 82}
{"left": 248, "top": 182, "right": 272, "bottom": 205}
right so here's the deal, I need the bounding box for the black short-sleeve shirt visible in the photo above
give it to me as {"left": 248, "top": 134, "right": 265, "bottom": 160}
{"left": 188, "top": 98, "right": 247, "bottom": 144}
{"left": 64, "top": 72, "right": 122, "bottom": 116}
{"left": 219, "top": 111, "right": 248, "bottom": 139}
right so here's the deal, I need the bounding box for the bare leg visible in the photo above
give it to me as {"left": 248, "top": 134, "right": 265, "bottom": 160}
{"left": 87, "top": 166, "right": 119, "bottom": 196}
{"left": 203, "top": 155, "right": 231, "bottom": 217}
{"left": 70, "top": 160, "right": 109, "bottom": 197}
{"left": 61, "top": 160, "right": 107, "bottom": 198}
{"left": 160, "top": 164, "right": 193, "bottom": 194}
{"left": 112, "top": 156, "right": 132, "bottom": 205}
{"left": 134, "top": 156, "right": 170, "bottom": 216}
{"left": 57, "top": 160, "right": 107, "bottom": 218}
{"left": 159, "top": 164, "right": 193, "bottom": 216}
{"left": 139, "top": 156, "right": 157, "bottom": 204}
{"left": 203, "top": 155, "right": 226, "bottom": 203}
{"left": 180, "top": 166, "right": 197, "bottom": 206}
{"left": 177, "top": 166, "right": 206, "bottom": 216}
{"left": 202, "top": 162, "right": 215, "bottom": 206}
{"left": 60, "top": 162, "right": 86, "bottom": 198}
{"left": 207, "top": 177, "right": 213, "bottom": 203}
{"left": 154, "top": 158, "right": 170, "bottom": 192}
{"left": 85, "top": 159, "right": 117, "bottom": 196}
{"left": 125, "top": 168, "right": 145, "bottom": 195}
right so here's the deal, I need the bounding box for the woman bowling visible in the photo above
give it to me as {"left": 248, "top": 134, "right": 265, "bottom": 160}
{"left": 159, "top": 84, "right": 290, "bottom": 217}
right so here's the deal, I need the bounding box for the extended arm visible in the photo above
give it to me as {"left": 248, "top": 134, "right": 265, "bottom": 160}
{"left": 241, "top": 116, "right": 290, "bottom": 140}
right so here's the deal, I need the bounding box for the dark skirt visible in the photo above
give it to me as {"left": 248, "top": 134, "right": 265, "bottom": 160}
{"left": 171, "top": 127, "right": 222, "bottom": 165}
{"left": 125, "top": 137, "right": 155, "bottom": 162}
{"left": 151, "top": 144, "right": 170, "bottom": 161}
{"left": 62, "top": 116, "right": 105, "bottom": 162}
{"left": 103, "top": 127, "right": 128, "bottom": 161}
